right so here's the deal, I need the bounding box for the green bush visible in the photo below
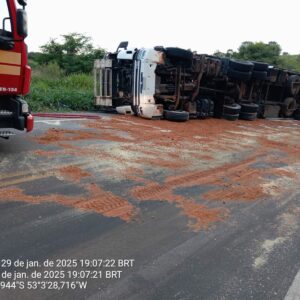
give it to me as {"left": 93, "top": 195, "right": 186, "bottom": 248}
{"left": 277, "top": 55, "right": 300, "bottom": 72}
{"left": 25, "top": 64, "right": 94, "bottom": 112}
{"left": 31, "top": 62, "right": 64, "bottom": 81}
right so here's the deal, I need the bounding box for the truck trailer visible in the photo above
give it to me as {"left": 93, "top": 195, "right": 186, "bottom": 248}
{"left": 94, "top": 42, "right": 300, "bottom": 121}
{"left": 0, "top": 0, "right": 33, "bottom": 139}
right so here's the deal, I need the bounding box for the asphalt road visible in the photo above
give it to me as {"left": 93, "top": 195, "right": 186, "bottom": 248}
{"left": 0, "top": 114, "right": 299, "bottom": 300}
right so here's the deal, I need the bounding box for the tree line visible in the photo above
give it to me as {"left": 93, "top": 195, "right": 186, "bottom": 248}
{"left": 29, "top": 34, "right": 300, "bottom": 74}
{"left": 29, "top": 33, "right": 105, "bottom": 74}
{"left": 214, "top": 41, "right": 300, "bottom": 72}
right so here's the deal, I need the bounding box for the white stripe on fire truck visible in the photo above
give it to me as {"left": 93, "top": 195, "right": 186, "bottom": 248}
{"left": 0, "top": 50, "right": 21, "bottom": 65}
{"left": 0, "top": 65, "right": 21, "bottom": 76}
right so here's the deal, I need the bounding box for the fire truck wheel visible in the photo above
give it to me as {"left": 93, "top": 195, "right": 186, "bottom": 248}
{"left": 287, "top": 75, "right": 300, "bottom": 96}
{"left": 164, "top": 110, "right": 189, "bottom": 122}
{"left": 252, "top": 61, "right": 269, "bottom": 71}
{"left": 239, "top": 112, "right": 257, "bottom": 121}
{"left": 229, "top": 59, "right": 254, "bottom": 72}
{"left": 240, "top": 102, "right": 259, "bottom": 113}
{"left": 227, "top": 69, "right": 252, "bottom": 81}
{"left": 252, "top": 71, "right": 268, "bottom": 80}
{"left": 223, "top": 103, "right": 241, "bottom": 115}
{"left": 280, "top": 97, "right": 297, "bottom": 117}
{"left": 222, "top": 113, "right": 239, "bottom": 121}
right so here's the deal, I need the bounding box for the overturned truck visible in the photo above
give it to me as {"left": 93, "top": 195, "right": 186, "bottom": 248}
{"left": 94, "top": 42, "right": 300, "bottom": 121}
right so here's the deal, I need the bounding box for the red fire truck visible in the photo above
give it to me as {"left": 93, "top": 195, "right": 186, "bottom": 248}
{"left": 0, "top": 0, "right": 33, "bottom": 139}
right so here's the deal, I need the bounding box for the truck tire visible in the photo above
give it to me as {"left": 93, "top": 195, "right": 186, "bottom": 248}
{"left": 277, "top": 70, "right": 288, "bottom": 84}
{"left": 227, "top": 69, "right": 252, "bottom": 81}
{"left": 229, "top": 59, "right": 254, "bottom": 72}
{"left": 268, "top": 67, "right": 279, "bottom": 82}
{"left": 165, "top": 47, "right": 193, "bottom": 61}
{"left": 252, "top": 61, "right": 269, "bottom": 71}
{"left": 131, "top": 104, "right": 139, "bottom": 116}
{"left": 196, "top": 98, "right": 214, "bottom": 118}
{"left": 223, "top": 103, "right": 241, "bottom": 115}
{"left": 240, "top": 102, "right": 259, "bottom": 113}
{"left": 293, "top": 108, "right": 300, "bottom": 120}
{"left": 280, "top": 97, "right": 297, "bottom": 117}
{"left": 252, "top": 71, "right": 268, "bottom": 80}
{"left": 287, "top": 75, "right": 300, "bottom": 96}
{"left": 222, "top": 113, "right": 239, "bottom": 121}
{"left": 164, "top": 110, "right": 189, "bottom": 122}
{"left": 220, "top": 58, "right": 230, "bottom": 74}
{"left": 239, "top": 112, "right": 257, "bottom": 120}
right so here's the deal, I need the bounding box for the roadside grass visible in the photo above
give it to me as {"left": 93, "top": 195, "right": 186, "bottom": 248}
{"left": 25, "top": 62, "right": 94, "bottom": 112}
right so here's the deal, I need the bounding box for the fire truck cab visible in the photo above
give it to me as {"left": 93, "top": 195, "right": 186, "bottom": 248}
{"left": 0, "top": 0, "right": 33, "bottom": 139}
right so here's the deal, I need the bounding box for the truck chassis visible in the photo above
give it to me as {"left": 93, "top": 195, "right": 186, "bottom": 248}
{"left": 94, "top": 42, "right": 300, "bottom": 121}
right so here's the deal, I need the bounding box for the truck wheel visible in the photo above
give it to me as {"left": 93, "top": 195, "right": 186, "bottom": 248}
{"left": 241, "top": 102, "right": 259, "bottom": 113}
{"left": 131, "top": 104, "right": 139, "bottom": 116}
{"left": 268, "top": 67, "right": 279, "bottom": 82}
{"left": 229, "top": 59, "right": 254, "bottom": 72}
{"left": 287, "top": 75, "right": 300, "bottom": 96}
{"left": 223, "top": 103, "right": 241, "bottom": 115}
{"left": 293, "top": 108, "right": 300, "bottom": 120}
{"left": 222, "top": 113, "right": 239, "bottom": 121}
{"left": 221, "top": 58, "right": 230, "bottom": 72}
{"left": 164, "top": 110, "right": 189, "bottom": 122}
{"left": 277, "top": 70, "right": 288, "bottom": 84}
{"left": 252, "top": 71, "right": 268, "bottom": 80}
{"left": 165, "top": 47, "right": 193, "bottom": 61}
{"left": 227, "top": 69, "right": 252, "bottom": 81}
{"left": 196, "top": 98, "right": 214, "bottom": 119}
{"left": 252, "top": 61, "right": 269, "bottom": 71}
{"left": 280, "top": 97, "right": 297, "bottom": 117}
{"left": 239, "top": 112, "right": 257, "bottom": 121}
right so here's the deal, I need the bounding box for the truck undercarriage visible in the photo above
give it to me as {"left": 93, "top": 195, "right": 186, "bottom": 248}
{"left": 94, "top": 42, "right": 300, "bottom": 121}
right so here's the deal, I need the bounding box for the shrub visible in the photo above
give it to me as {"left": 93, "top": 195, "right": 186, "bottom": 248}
{"left": 25, "top": 64, "right": 94, "bottom": 112}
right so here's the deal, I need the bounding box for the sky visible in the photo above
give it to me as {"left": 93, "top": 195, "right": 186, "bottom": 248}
{"left": 27, "top": 0, "right": 300, "bottom": 55}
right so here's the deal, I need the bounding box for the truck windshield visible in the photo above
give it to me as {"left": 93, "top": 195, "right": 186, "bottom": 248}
{"left": 0, "top": 0, "right": 12, "bottom": 37}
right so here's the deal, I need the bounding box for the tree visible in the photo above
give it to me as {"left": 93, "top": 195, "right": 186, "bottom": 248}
{"left": 61, "top": 33, "right": 93, "bottom": 55}
{"left": 213, "top": 50, "right": 225, "bottom": 57}
{"left": 37, "top": 33, "right": 105, "bottom": 74}
{"left": 235, "top": 41, "right": 281, "bottom": 65}
{"left": 277, "top": 54, "right": 300, "bottom": 72}
{"left": 213, "top": 49, "right": 237, "bottom": 58}
{"left": 213, "top": 41, "right": 300, "bottom": 72}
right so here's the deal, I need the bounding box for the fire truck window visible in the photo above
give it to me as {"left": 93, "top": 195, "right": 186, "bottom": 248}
{"left": 0, "top": 0, "right": 12, "bottom": 37}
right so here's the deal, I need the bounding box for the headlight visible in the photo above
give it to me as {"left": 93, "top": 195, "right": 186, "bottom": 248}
{"left": 22, "top": 102, "right": 29, "bottom": 114}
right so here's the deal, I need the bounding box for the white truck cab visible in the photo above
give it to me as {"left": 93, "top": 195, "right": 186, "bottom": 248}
{"left": 94, "top": 42, "right": 165, "bottom": 119}
{"left": 132, "top": 48, "right": 164, "bottom": 119}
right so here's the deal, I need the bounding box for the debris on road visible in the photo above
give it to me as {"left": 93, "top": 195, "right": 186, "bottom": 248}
{"left": 1, "top": 116, "right": 300, "bottom": 231}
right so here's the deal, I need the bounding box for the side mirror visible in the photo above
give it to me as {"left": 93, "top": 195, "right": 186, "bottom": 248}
{"left": 17, "top": 9, "right": 28, "bottom": 38}
{"left": 0, "top": 36, "right": 14, "bottom": 50}
{"left": 17, "top": 0, "right": 27, "bottom": 6}
{"left": 117, "top": 41, "right": 128, "bottom": 52}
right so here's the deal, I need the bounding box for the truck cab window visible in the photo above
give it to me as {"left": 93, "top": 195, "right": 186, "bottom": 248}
{"left": 0, "top": 0, "right": 12, "bottom": 37}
